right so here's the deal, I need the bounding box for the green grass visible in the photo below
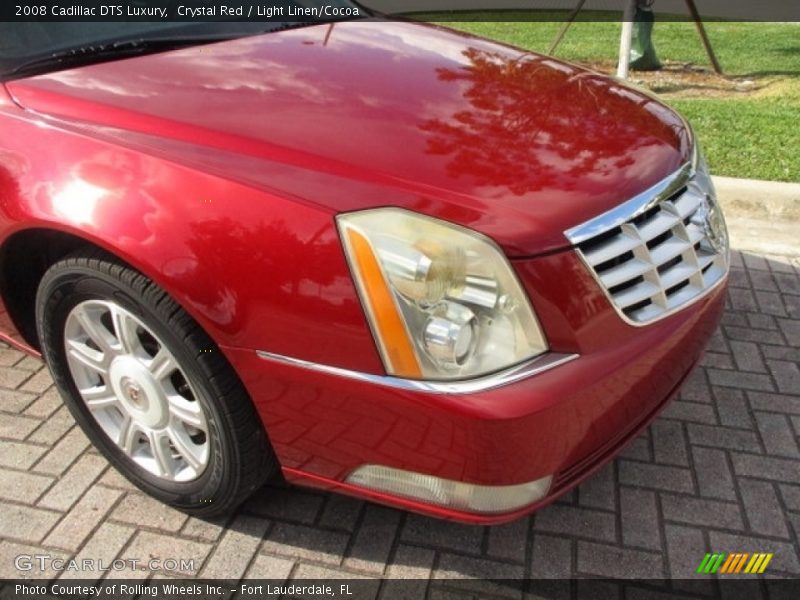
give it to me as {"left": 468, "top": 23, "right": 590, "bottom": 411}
{"left": 420, "top": 14, "right": 800, "bottom": 182}
{"left": 671, "top": 96, "right": 799, "bottom": 182}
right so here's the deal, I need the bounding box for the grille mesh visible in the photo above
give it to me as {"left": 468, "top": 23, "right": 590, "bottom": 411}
{"left": 573, "top": 177, "right": 728, "bottom": 324}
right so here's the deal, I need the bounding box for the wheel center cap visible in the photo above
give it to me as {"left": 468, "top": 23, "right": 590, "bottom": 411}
{"left": 122, "top": 380, "right": 145, "bottom": 408}
{"left": 109, "top": 357, "right": 168, "bottom": 429}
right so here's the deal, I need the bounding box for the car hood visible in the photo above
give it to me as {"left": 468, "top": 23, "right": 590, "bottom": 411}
{"left": 6, "top": 21, "right": 691, "bottom": 255}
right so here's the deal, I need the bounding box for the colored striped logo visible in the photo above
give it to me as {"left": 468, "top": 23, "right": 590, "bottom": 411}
{"left": 696, "top": 553, "right": 773, "bottom": 574}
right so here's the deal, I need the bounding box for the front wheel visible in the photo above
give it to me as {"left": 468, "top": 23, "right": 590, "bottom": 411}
{"left": 36, "top": 250, "right": 277, "bottom": 516}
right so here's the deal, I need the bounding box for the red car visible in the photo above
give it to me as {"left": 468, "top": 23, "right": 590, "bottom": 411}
{"left": 0, "top": 16, "right": 728, "bottom": 523}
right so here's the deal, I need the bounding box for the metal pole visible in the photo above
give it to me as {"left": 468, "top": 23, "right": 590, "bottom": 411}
{"left": 617, "top": 0, "right": 637, "bottom": 78}
{"left": 685, "top": 0, "right": 723, "bottom": 74}
{"left": 549, "top": 0, "right": 589, "bottom": 55}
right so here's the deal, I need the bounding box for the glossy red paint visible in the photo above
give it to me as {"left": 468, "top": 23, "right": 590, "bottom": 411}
{"left": 5, "top": 22, "right": 689, "bottom": 257}
{"left": 0, "top": 21, "right": 692, "bottom": 368}
{"left": 279, "top": 355, "right": 683, "bottom": 526}
{"left": 241, "top": 278, "right": 725, "bottom": 525}
{"left": 0, "top": 21, "right": 721, "bottom": 522}
{"left": 0, "top": 78, "right": 383, "bottom": 371}
{"left": 222, "top": 252, "right": 726, "bottom": 524}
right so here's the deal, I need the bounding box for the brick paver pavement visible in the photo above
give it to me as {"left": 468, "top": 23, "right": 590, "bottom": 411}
{"left": 1, "top": 249, "right": 799, "bottom": 592}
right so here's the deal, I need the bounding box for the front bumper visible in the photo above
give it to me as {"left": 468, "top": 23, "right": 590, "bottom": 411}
{"left": 223, "top": 248, "right": 727, "bottom": 524}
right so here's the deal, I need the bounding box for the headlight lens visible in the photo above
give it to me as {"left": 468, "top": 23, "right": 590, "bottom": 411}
{"left": 337, "top": 208, "right": 548, "bottom": 380}
{"left": 692, "top": 147, "right": 730, "bottom": 259}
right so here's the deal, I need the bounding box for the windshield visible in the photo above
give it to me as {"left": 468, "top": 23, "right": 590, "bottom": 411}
{"left": 0, "top": 1, "right": 365, "bottom": 79}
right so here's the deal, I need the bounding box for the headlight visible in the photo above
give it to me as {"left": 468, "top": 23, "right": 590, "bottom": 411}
{"left": 337, "top": 208, "right": 548, "bottom": 380}
{"left": 691, "top": 146, "right": 729, "bottom": 259}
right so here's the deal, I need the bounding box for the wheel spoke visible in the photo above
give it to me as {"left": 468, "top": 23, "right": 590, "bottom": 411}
{"left": 80, "top": 385, "right": 118, "bottom": 410}
{"left": 110, "top": 306, "right": 140, "bottom": 355}
{"left": 73, "top": 307, "right": 114, "bottom": 355}
{"left": 67, "top": 340, "right": 109, "bottom": 375}
{"left": 167, "top": 395, "right": 205, "bottom": 429}
{"left": 146, "top": 430, "right": 174, "bottom": 478}
{"left": 167, "top": 426, "right": 205, "bottom": 472}
{"left": 117, "top": 416, "right": 139, "bottom": 452}
{"left": 148, "top": 349, "right": 177, "bottom": 382}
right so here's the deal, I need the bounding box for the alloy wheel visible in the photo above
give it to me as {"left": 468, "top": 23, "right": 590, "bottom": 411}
{"left": 63, "top": 300, "right": 209, "bottom": 482}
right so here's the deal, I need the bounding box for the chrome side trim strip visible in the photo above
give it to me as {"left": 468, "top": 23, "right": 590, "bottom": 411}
{"left": 564, "top": 163, "right": 693, "bottom": 245}
{"left": 255, "top": 351, "right": 579, "bottom": 394}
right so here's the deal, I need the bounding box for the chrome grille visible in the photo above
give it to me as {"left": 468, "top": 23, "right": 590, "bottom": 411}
{"left": 565, "top": 163, "right": 729, "bottom": 325}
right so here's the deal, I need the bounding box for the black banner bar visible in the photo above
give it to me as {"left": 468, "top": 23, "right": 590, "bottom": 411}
{"left": 1, "top": 0, "right": 799, "bottom": 23}
{"left": 2, "top": 578, "right": 800, "bottom": 600}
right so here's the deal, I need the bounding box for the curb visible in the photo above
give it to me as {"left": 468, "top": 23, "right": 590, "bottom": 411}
{"left": 712, "top": 176, "right": 799, "bottom": 256}
{"left": 713, "top": 176, "right": 800, "bottom": 222}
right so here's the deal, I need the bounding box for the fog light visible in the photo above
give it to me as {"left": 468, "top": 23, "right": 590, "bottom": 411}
{"left": 345, "top": 464, "right": 552, "bottom": 514}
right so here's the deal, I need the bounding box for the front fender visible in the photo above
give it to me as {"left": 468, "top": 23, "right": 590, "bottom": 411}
{"left": 0, "top": 102, "right": 383, "bottom": 374}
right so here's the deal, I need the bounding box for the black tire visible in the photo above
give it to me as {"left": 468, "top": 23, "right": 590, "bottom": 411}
{"left": 36, "top": 248, "right": 277, "bottom": 516}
